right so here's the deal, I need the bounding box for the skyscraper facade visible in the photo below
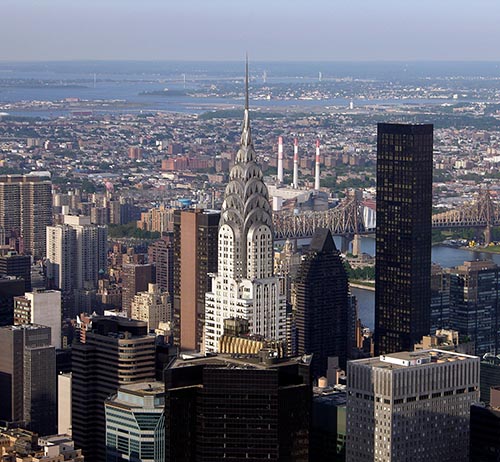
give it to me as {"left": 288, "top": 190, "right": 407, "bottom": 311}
{"left": 375, "top": 123, "right": 433, "bottom": 355}
{"left": 430, "top": 264, "right": 451, "bottom": 332}
{"left": 0, "top": 251, "right": 32, "bottom": 292}
{"left": 105, "top": 382, "right": 165, "bottom": 462}
{"left": 71, "top": 317, "right": 155, "bottom": 462}
{"left": 131, "top": 283, "right": 170, "bottom": 332}
{"left": 14, "top": 289, "right": 62, "bottom": 349}
{"left": 173, "top": 208, "right": 219, "bottom": 351}
{"left": 122, "top": 263, "right": 154, "bottom": 317}
{"left": 46, "top": 215, "right": 107, "bottom": 316}
{"left": 293, "top": 228, "right": 349, "bottom": 375}
{"left": 0, "top": 324, "right": 57, "bottom": 436}
{"left": 346, "top": 350, "right": 480, "bottom": 462}
{"left": 449, "top": 260, "right": 500, "bottom": 356}
{"left": 0, "top": 174, "right": 52, "bottom": 259}
{"left": 204, "top": 79, "right": 286, "bottom": 352}
{"left": 148, "top": 234, "right": 174, "bottom": 304}
{"left": 0, "top": 275, "right": 25, "bottom": 326}
{"left": 164, "top": 354, "right": 312, "bottom": 462}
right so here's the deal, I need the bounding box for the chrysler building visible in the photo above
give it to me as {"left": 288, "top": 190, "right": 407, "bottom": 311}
{"left": 204, "top": 63, "right": 286, "bottom": 352}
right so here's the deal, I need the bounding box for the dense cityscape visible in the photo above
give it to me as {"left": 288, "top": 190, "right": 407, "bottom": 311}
{"left": 2, "top": 5, "right": 500, "bottom": 460}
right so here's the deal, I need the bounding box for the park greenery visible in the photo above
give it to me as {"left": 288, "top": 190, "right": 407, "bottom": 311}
{"left": 108, "top": 223, "right": 160, "bottom": 240}
{"left": 344, "top": 260, "right": 375, "bottom": 281}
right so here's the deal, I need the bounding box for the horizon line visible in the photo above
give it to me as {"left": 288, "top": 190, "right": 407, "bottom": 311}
{"left": 1, "top": 58, "right": 500, "bottom": 64}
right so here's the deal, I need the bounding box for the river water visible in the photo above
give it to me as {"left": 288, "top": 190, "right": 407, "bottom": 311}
{"left": 338, "top": 236, "right": 500, "bottom": 330}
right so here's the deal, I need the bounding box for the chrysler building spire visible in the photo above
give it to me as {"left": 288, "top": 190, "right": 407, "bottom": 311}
{"left": 204, "top": 60, "right": 286, "bottom": 353}
{"left": 219, "top": 57, "right": 274, "bottom": 281}
{"left": 240, "top": 54, "right": 252, "bottom": 148}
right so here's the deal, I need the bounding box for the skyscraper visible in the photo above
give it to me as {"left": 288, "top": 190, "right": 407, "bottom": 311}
{"left": 14, "top": 289, "right": 62, "bottom": 349}
{"left": 375, "top": 123, "right": 433, "bottom": 355}
{"left": 173, "top": 208, "right": 219, "bottom": 351}
{"left": 470, "top": 386, "right": 500, "bottom": 462}
{"left": 71, "top": 316, "right": 155, "bottom": 462}
{"left": 131, "top": 283, "right": 170, "bottom": 332}
{"left": 0, "top": 275, "right": 25, "bottom": 326}
{"left": 46, "top": 215, "right": 107, "bottom": 316}
{"left": 148, "top": 233, "right": 174, "bottom": 303}
{"left": 204, "top": 66, "right": 286, "bottom": 352}
{"left": 164, "top": 353, "right": 312, "bottom": 462}
{"left": 0, "top": 174, "right": 52, "bottom": 259}
{"left": 105, "top": 382, "right": 165, "bottom": 462}
{"left": 0, "top": 251, "right": 32, "bottom": 292}
{"left": 0, "top": 324, "right": 57, "bottom": 436}
{"left": 122, "top": 263, "right": 154, "bottom": 317}
{"left": 293, "top": 228, "right": 349, "bottom": 375}
{"left": 346, "top": 350, "right": 479, "bottom": 462}
{"left": 449, "top": 260, "right": 500, "bottom": 356}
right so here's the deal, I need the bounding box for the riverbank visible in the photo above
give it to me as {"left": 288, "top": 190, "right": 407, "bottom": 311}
{"left": 349, "top": 281, "right": 375, "bottom": 291}
{"left": 460, "top": 245, "right": 500, "bottom": 255}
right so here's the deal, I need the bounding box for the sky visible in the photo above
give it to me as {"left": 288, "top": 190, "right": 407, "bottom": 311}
{"left": 1, "top": 0, "right": 500, "bottom": 61}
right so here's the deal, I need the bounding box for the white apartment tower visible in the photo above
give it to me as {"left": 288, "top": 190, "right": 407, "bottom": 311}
{"left": 346, "top": 350, "right": 480, "bottom": 462}
{"left": 46, "top": 215, "right": 107, "bottom": 316}
{"left": 204, "top": 64, "right": 286, "bottom": 352}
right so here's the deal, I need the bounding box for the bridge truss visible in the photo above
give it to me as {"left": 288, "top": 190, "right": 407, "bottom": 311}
{"left": 273, "top": 190, "right": 500, "bottom": 241}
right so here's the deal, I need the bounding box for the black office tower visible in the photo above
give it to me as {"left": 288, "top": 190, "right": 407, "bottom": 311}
{"left": 294, "top": 228, "right": 349, "bottom": 375}
{"left": 375, "top": 123, "right": 433, "bottom": 355}
{"left": 164, "top": 354, "right": 312, "bottom": 462}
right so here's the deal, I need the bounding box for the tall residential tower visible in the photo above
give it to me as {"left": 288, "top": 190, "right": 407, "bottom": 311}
{"left": 0, "top": 174, "right": 52, "bottom": 259}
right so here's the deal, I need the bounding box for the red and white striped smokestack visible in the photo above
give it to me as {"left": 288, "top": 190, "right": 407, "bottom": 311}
{"left": 293, "top": 138, "right": 299, "bottom": 189}
{"left": 314, "top": 139, "right": 320, "bottom": 191}
{"left": 277, "top": 136, "right": 284, "bottom": 183}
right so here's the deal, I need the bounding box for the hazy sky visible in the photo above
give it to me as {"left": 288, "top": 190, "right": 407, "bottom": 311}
{"left": 1, "top": 0, "right": 500, "bottom": 61}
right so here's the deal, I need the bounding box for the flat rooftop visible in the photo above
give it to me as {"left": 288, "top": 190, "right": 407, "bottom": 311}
{"left": 353, "top": 349, "right": 478, "bottom": 370}
{"left": 118, "top": 381, "right": 165, "bottom": 395}
{"left": 170, "top": 353, "right": 312, "bottom": 371}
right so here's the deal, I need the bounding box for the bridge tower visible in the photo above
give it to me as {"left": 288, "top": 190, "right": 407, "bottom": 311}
{"left": 480, "top": 189, "right": 494, "bottom": 245}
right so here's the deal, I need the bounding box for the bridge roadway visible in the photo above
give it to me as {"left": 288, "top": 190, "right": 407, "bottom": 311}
{"left": 272, "top": 190, "right": 500, "bottom": 243}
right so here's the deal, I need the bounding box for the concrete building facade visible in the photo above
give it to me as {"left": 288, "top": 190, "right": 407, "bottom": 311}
{"left": 0, "top": 174, "right": 52, "bottom": 259}
{"left": 173, "top": 209, "right": 219, "bottom": 352}
{"left": 131, "top": 283, "right": 170, "bottom": 332}
{"left": 14, "top": 289, "right": 62, "bottom": 349}
{"left": 346, "top": 350, "right": 480, "bottom": 462}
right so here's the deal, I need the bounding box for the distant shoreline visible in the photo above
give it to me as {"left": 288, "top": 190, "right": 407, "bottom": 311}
{"left": 461, "top": 245, "right": 500, "bottom": 255}
{"left": 350, "top": 281, "right": 375, "bottom": 291}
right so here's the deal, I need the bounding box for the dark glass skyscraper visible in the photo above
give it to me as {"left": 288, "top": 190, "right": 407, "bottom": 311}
{"left": 0, "top": 324, "right": 56, "bottom": 436}
{"left": 164, "top": 353, "right": 312, "bottom": 462}
{"left": 375, "top": 123, "right": 433, "bottom": 355}
{"left": 294, "top": 228, "right": 349, "bottom": 375}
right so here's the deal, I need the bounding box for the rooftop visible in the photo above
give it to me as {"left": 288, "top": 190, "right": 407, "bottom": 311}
{"left": 353, "top": 349, "right": 478, "bottom": 370}
{"left": 170, "top": 353, "right": 312, "bottom": 371}
{"left": 118, "top": 381, "right": 164, "bottom": 395}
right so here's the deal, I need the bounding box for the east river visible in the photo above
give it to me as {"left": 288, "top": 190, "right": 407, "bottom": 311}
{"left": 335, "top": 236, "right": 500, "bottom": 330}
